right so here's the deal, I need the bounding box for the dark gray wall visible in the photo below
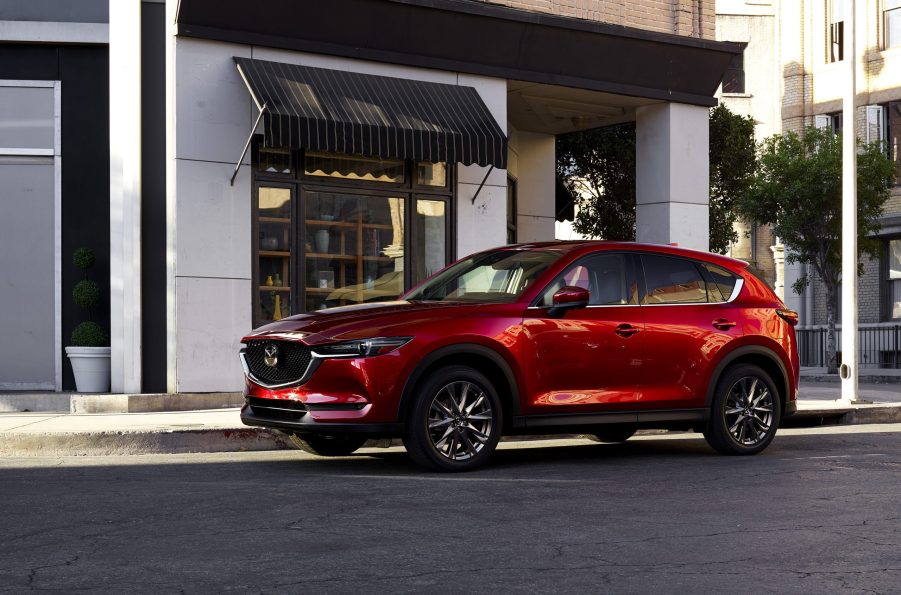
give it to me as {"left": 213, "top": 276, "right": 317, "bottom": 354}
{"left": 141, "top": 1, "right": 167, "bottom": 393}
{"left": 0, "top": 43, "right": 110, "bottom": 391}
{"left": 0, "top": 0, "right": 108, "bottom": 23}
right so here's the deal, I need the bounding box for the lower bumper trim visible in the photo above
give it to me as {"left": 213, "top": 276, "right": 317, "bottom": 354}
{"left": 241, "top": 410, "right": 403, "bottom": 436}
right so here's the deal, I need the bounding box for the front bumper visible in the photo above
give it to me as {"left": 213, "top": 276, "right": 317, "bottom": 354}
{"left": 240, "top": 403, "right": 402, "bottom": 436}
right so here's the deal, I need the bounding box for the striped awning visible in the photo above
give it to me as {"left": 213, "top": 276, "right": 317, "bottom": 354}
{"left": 234, "top": 57, "right": 507, "bottom": 168}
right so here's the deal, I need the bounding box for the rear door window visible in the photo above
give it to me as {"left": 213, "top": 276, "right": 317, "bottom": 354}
{"left": 640, "top": 254, "right": 707, "bottom": 305}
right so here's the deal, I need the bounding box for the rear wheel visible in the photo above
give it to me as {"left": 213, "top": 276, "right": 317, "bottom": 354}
{"left": 590, "top": 425, "right": 637, "bottom": 443}
{"left": 403, "top": 365, "right": 502, "bottom": 472}
{"left": 289, "top": 433, "right": 368, "bottom": 457}
{"left": 704, "top": 364, "right": 781, "bottom": 456}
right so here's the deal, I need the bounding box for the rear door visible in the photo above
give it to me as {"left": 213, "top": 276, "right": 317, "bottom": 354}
{"left": 636, "top": 254, "right": 743, "bottom": 410}
{"left": 522, "top": 252, "right": 645, "bottom": 414}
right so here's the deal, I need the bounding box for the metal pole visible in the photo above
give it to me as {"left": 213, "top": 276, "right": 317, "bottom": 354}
{"left": 840, "top": 0, "right": 858, "bottom": 404}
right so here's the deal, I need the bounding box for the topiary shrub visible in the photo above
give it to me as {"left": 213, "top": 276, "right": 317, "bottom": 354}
{"left": 73, "top": 279, "right": 100, "bottom": 310}
{"left": 71, "top": 321, "right": 108, "bottom": 347}
{"left": 70, "top": 247, "right": 108, "bottom": 347}
{"left": 72, "top": 247, "right": 96, "bottom": 270}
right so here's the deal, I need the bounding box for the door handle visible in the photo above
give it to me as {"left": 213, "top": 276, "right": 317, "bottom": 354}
{"left": 615, "top": 323, "right": 641, "bottom": 338}
{"left": 712, "top": 319, "right": 737, "bottom": 331}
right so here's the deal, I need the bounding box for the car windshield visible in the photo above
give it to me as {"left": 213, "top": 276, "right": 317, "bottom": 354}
{"left": 404, "top": 249, "right": 561, "bottom": 303}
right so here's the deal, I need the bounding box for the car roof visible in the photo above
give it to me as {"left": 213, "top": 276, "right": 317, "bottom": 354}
{"left": 500, "top": 240, "right": 749, "bottom": 272}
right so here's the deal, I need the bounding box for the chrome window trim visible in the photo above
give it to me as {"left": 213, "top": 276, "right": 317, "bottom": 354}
{"left": 525, "top": 276, "right": 745, "bottom": 310}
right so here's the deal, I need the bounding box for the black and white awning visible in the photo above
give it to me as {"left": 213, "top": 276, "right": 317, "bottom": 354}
{"left": 234, "top": 57, "right": 507, "bottom": 168}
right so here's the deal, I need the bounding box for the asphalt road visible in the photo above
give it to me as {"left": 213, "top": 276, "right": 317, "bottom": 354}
{"left": 2, "top": 426, "right": 900, "bottom": 594}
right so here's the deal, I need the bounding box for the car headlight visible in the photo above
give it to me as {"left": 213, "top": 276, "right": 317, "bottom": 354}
{"left": 311, "top": 337, "right": 412, "bottom": 358}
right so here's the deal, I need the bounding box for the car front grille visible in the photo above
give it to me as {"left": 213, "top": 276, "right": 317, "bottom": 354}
{"left": 244, "top": 340, "right": 313, "bottom": 386}
{"left": 246, "top": 396, "right": 308, "bottom": 421}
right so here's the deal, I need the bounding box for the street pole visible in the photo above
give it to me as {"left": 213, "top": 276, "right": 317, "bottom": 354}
{"left": 840, "top": 0, "right": 858, "bottom": 404}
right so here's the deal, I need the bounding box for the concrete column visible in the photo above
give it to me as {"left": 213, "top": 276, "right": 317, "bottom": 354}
{"left": 109, "top": 0, "right": 142, "bottom": 393}
{"left": 635, "top": 103, "right": 710, "bottom": 251}
{"left": 514, "top": 131, "right": 556, "bottom": 242}
{"left": 770, "top": 242, "right": 786, "bottom": 300}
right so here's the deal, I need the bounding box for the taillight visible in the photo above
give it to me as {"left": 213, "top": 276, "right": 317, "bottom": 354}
{"left": 776, "top": 309, "right": 799, "bottom": 326}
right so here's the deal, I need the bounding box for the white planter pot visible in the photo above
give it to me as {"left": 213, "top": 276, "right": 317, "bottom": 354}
{"left": 65, "top": 346, "right": 111, "bottom": 393}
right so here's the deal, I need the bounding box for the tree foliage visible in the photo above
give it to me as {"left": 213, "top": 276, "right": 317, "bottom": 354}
{"left": 556, "top": 123, "right": 636, "bottom": 241}
{"left": 708, "top": 105, "right": 757, "bottom": 254}
{"left": 555, "top": 105, "right": 756, "bottom": 252}
{"left": 736, "top": 126, "right": 896, "bottom": 373}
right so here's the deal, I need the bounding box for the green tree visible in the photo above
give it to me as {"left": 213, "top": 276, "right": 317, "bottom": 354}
{"left": 555, "top": 105, "right": 756, "bottom": 252}
{"left": 736, "top": 126, "right": 896, "bottom": 374}
{"left": 556, "top": 122, "right": 636, "bottom": 241}
{"left": 708, "top": 105, "right": 757, "bottom": 254}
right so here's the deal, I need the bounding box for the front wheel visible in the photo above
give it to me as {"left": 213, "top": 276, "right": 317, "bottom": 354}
{"left": 403, "top": 365, "right": 502, "bottom": 472}
{"left": 289, "top": 433, "right": 368, "bottom": 457}
{"left": 704, "top": 364, "right": 781, "bottom": 456}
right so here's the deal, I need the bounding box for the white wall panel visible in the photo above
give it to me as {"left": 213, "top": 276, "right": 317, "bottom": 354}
{"left": 174, "top": 38, "right": 254, "bottom": 164}
{"left": 456, "top": 184, "right": 506, "bottom": 257}
{"left": 175, "top": 276, "right": 250, "bottom": 392}
{"left": 174, "top": 160, "right": 252, "bottom": 280}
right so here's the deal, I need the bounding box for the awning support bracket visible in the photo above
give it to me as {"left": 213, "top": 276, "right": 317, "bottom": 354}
{"left": 470, "top": 165, "right": 495, "bottom": 204}
{"left": 230, "top": 102, "right": 267, "bottom": 187}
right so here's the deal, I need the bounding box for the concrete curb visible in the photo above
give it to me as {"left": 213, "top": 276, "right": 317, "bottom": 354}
{"left": 0, "top": 427, "right": 292, "bottom": 457}
{"left": 2, "top": 403, "right": 901, "bottom": 457}
{"left": 0, "top": 392, "right": 244, "bottom": 414}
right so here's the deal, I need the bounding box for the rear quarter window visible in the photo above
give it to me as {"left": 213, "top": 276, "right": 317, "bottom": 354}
{"left": 701, "top": 263, "right": 740, "bottom": 303}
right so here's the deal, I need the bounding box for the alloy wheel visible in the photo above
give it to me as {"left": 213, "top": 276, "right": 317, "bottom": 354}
{"left": 427, "top": 381, "right": 494, "bottom": 461}
{"left": 723, "top": 376, "right": 775, "bottom": 446}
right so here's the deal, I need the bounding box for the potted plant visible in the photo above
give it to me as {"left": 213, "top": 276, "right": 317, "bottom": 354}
{"left": 65, "top": 248, "right": 110, "bottom": 392}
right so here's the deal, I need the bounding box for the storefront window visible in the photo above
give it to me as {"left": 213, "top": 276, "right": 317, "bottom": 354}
{"left": 257, "top": 147, "right": 293, "bottom": 175}
{"left": 304, "top": 191, "right": 405, "bottom": 311}
{"left": 304, "top": 152, "right": 404, "bottom": 183}
{"left": 256, "top": 186, "right": 293, "bottom": 323}
{"left": 413, "top": 199, "right": 447, "bottom": 284}
{"left": 416, "top": 162, "right": 447, "bottom": 187}
{"left": 252, "top": 146, "right": 454, "bottom": 324}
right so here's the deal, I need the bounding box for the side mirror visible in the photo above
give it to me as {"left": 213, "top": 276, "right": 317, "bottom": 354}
{"left": 549, "top": 286, "right": 589, "bottom": 317}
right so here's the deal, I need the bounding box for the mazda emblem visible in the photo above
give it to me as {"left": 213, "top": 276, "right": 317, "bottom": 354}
{"left": 263, "top": 343, "right": 279, "bottom": 367}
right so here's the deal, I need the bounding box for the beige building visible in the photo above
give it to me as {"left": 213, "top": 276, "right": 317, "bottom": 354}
{"left": 717, "top": 0, "right": 901, "bottom": 367}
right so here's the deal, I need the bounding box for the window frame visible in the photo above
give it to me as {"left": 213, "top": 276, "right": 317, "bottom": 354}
{"left": 828, "top": 0, "right": 845, "bottom": 63}
{"left": 251, "top": 138, "right": 456, "bottom": 326}
{"left": 883, "top": 235, "right": 901, "bottom": 321}
{"left": 532, "top": 252, "right": 642, "bottom": 308}
{"left": 636, "top": 253, "right": 711, "bottom": 306}
{"left": 885, "top": 0, "right": 901, "bottom": 50}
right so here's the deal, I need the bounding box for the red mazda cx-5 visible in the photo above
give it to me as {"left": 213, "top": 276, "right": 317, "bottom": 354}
{"left": 240, "top": 242, "right": 799, "bottom": 471}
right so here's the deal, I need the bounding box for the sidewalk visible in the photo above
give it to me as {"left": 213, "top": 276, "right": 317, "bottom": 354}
{"left": 1, "top": 380, "right": 899, "bottom": 457}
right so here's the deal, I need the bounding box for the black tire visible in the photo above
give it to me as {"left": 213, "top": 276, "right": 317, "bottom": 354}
{"left": 590, "top": 425, "right": 637, "bottom": 443}
{"left": 289, "top": 433, "right": 368, "bottom": 457}
{"left": 403, "top": 365, "right": 502, "bottom": 472}
{"left": 704, "top": 364, "right": 781, "bottom": 456}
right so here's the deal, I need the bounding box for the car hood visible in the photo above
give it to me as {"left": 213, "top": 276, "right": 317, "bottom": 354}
{"left": 244, "top": 300, "right": 482, "bottom": 344}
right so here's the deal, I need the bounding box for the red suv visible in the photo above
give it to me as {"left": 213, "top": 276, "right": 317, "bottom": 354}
{"left": 240, "top": 242, "right": 798, "bottom": 471}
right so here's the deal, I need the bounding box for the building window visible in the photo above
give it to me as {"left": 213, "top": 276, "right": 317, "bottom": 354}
{"left": 721, "top": 51, "right": 745, "bottom": 94}
{"left": 887, "top": 101, "right": 901, "bottom": 184}
{"left": 506, "top": 176, "right": 517, "bottom": 244}
{"left": 829, "top": 0, "right": 845, "bottom": 63}
{"left": 814, "top": 112, "right": 843, "bottom": 134}
{"left": 252, "top": 142, "right": 454, "bottom": 326}
{"left": 887, "top": 238, "right": 901, "bottom": 320}
{"left": 886, "top": 0, "right": 901, "bottom": 49}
